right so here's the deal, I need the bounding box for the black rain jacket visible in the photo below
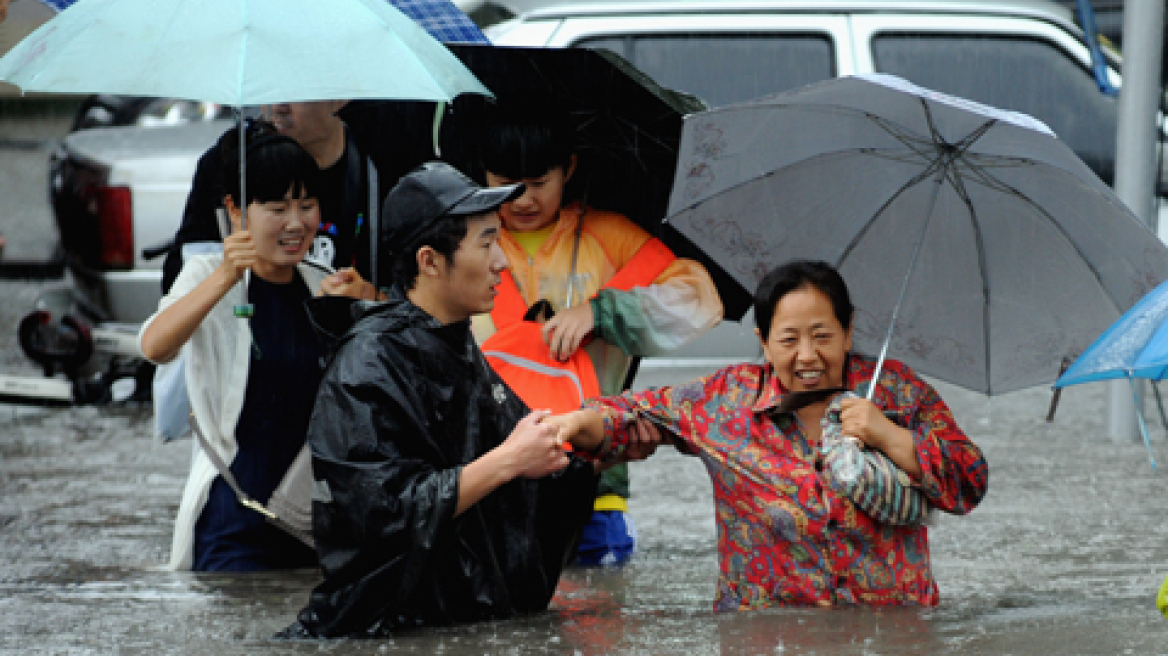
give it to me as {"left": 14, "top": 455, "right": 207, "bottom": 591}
{"left": 296, "top": 289, "right": 597, "bottom": 637}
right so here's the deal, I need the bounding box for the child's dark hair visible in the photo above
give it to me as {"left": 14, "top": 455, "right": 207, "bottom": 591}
{"left": 219, "top": 118, "right": 321, "bottom": 206}
{"left": 387, "top": 213, "right": 472, "bottom": 291}
{"left": 476, "top": 101, "right": 575, "bottom": 180}
{"left": 754, "top": 260, "right": 854, "bottom": 339}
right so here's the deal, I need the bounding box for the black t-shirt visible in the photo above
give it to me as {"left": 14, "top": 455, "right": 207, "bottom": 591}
{"left": 308, "top": 149, "right": 367, "bottom": 275}
{"left": 193, "top": 274, "right": 322, "bottom": 571}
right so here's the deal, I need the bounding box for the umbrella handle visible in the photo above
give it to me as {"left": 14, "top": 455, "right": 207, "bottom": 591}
{"left": 232, "top": 108, "right": 254, "bottom": 319}
{"left": 1045, "top": 356, "right": 1074, "bottom": 422}
{"left": 233, "top": 269, "right": 254, "bottom": 318}
{"left": 1128, "top": 376, "right": 1158, "bottom": 470}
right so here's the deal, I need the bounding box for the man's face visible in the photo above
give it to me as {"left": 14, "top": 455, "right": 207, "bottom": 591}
{"left": 0, "top": 0, "right": 10, "bottom": 24}
{"left": 264, "top": 101, "right": 344, "bottom": 150}
{"left": 433, "top": 212, "right": 509, "bottom": 323}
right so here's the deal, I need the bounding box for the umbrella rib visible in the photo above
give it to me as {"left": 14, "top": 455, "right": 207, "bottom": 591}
{"left": 837, "top": 101, "right": 967, "bottom": 264}
{"left": 963, "top": 156, "right": 1124, "bottom": 356}
{"left": 928, "top": 111, "right": 1002, "bottom": 392}
{"left": 836, "top": 145, "right": 951, "bottom": 266}
{"left": 867, "top": 115, "right": 939, "bottom": 161}
{"left": 944, "top": 158, "right": 995, "bottom": 393}
{"left": 964, "top": 159, "right": 1114, "bottom": 304}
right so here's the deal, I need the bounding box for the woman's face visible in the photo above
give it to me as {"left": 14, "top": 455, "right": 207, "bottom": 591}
{"left": 232, "top": 185, "right": 320, "bottom": 271}
{"left": 758, "top": 285, "right": 853, "bottom": 393}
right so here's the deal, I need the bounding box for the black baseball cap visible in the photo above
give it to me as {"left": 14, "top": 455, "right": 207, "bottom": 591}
{"left": 381, "top": 161, "right": 523, "bottom": 259}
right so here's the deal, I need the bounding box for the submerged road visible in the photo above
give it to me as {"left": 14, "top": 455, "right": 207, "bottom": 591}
{"left": 2, "top": 374, "right": 1168, "bottom": 655}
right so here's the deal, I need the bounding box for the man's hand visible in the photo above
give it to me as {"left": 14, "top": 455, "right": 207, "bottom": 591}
{"left": 457, "top": 411, "right": 569, "bottom": 517}
{"left": 501, "top": 411, "right": 570, "bottom": 479}
{"left": 545, "top": 409, "right": 605, "bottom": 454}
{"left": 541, "top": 303, "right": 595, "bottom": 362}
{"left": 320, "top": 267, "right": 382, "bottom": 300}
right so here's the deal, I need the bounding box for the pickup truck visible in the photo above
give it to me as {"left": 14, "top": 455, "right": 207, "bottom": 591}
{"left": 50, "top": 119, "right": 232, "bottom": 324}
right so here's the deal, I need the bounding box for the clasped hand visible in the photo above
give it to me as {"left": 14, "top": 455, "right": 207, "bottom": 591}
{"left": 837, "top": 396, "right": 904, "bottom": 451}
{"left": 220, "top": 230, "right": 257, "bottom": 280}
{"left": 320, "top": 267, "right": 383, "bottom": 300}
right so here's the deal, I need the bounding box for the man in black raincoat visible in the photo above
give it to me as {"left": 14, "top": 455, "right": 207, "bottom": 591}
{"left": 283, "top": 162, "right": 600, "bottom": 638}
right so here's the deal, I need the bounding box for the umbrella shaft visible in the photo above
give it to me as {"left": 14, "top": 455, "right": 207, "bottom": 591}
{"left": 238, "top": 109, "right": 247, "bottom": 231}
{"left": 868, "top": 168, "right": 946, "bottom": 401}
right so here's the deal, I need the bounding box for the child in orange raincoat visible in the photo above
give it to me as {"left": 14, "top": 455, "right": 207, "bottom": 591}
{"left": 471, "top": 103, "right": 724, "bottom": 565}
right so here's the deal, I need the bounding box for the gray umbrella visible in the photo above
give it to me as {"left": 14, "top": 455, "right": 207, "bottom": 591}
{"left": 665, "top": 74, "right": 1168, "bottom": 395}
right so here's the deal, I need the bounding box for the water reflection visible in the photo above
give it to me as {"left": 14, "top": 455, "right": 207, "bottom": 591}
{"left": 714, "top": 606, "right": 938, "bottom": 655}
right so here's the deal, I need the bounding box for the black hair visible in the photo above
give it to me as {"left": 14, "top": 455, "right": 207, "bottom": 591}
{"left": 475, "top": 101, "right": 576, "bottom": 181}
{"left": 754, "top": 260, "right": 854, "bottom": 340}
{"left": 219, "top": 118, "right": 321, "bottom": 207}
{"left": 389, "top": 212, "right": 473, "bottom": 291}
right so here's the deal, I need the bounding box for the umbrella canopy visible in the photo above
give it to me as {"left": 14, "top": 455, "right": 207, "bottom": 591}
{"left": 12, "top": 0, "right": 487, "bottom": 46}
{"left": 0, "top": 1, "right": 56, "bottom": 67}
{"left": 0, "top": 0, "right": 490, "bottom": 105}
{"left": 389, "top": 0, "right": 488, "bottom": 43}
{"left": 448, "top": 45, "right": 704, "bottom": 229}
{"left": 665, "top": 73, "right": 1168, "bottom": 395}
{"left": 1054, "top": 278, "right": 1168, "bottom": 467}
{"left": 345, "top": 45, "right": 703, "bottom": 226}
{"left": 1056, "top": 278, "right": 1168, "bottom": 386}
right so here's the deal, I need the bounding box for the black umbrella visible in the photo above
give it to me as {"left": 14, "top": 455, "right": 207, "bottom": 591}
{"left": 446, "top": 44, "right": 704, "bottom": 227}
{"left": 342, "top": 46, "right": 702, "bottom": 226}
{"left": 338, "top": 45, "right": 754, "bottom": 319}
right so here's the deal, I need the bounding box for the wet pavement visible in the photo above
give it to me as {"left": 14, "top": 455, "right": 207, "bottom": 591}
{"left": 4, "top": 104, "right": 1168, "bottom": 655}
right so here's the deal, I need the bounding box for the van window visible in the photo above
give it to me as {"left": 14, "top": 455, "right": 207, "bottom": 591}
{"left": 871, "top": 33, "right": 1118, "bottom": 183}
{"left": 576, "top": 34, "right": 835, "bottom": 108}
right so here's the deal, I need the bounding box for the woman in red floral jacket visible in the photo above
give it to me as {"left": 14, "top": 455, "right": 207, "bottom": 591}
{"left": 552, "top": 259, "right": 988, "bottom": 610}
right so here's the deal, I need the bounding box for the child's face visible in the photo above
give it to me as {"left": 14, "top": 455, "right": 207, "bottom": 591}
{"left": 485, "top": 165, "right": 570, "bottom": 233}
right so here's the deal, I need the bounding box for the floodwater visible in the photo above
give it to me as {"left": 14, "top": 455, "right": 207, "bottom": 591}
{"left": 3, "top": 375, "right": 1168, "bottom": 655}
{"left": 4, "top": 104, "right": 1168, "bottom": 655}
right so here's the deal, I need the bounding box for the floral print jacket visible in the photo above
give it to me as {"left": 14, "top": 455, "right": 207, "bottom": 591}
{"left": 584, "top": 353, "right": 989, "bottom": 609}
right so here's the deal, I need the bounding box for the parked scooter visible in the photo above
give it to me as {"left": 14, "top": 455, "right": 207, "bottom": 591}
{"left": 4, "top": 247, "right": 165, "bottom": 407}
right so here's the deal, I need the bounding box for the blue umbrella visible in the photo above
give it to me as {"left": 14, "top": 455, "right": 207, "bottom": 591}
{"left": 391, "top": 0, "right": 489, "bottom": 43}
{"left": 32, "top": 0, "right": 75, "bottom": 10}
{"left": 1055, "top": 278, "right": 1168, "bottom": 468}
